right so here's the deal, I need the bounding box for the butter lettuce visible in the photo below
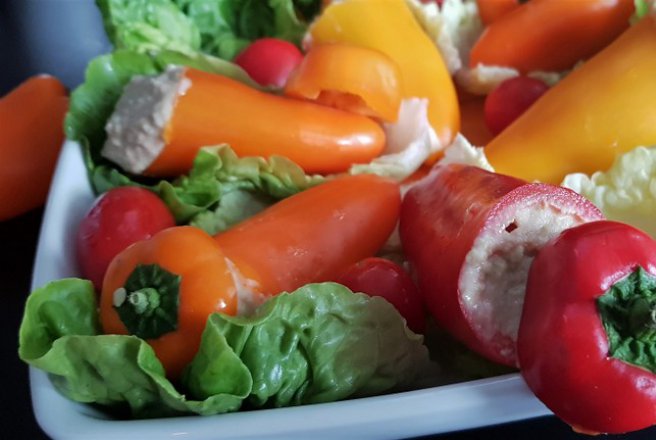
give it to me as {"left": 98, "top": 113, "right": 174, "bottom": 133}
{"left": 96, "top": 0, "right": 202, "bottom": 56}
{"left": 91, "top": 144, "right": 323, "bottom": 231}
{"left": 97, "top": 0, "right": 320, "bottom": 60}
{"left": 19, "top": 279, "right": 432, "bottom": 418}
{"left": 562, "top": 146, "right": 656, "bottom": 238}
{"left": 156, "top": 146, "right": 324, "bottom": 229}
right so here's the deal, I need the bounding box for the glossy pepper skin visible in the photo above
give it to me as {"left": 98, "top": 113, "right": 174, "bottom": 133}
{"left": 100, "top": 226, "right": 238, "bottom": 379}
{"left": 0, "top": 75, "right": 68, "bottom": 220}
{"left": 476, "top": 0, "right": 521, "bottom": 25}
{"left": 485, "top": 15, "right": 656, "bottom": 184}
{"left": 149, "top": 67, "right": 386, "bottom": 177}
{"left": 519, "top": 221, "right": 656, "bottom": 434}
{"left": 470, "top": 0, "right": 634, "bottom": 73}
{"left": 310, "top": 0, "right": 459, "bottom": 149}
{"left": 284, "top": 43, "right": 402, "bottom": 122}
{"left": 400, "top": 164, "right": 602, "bottom": 366}
{"left": 215, "top": 174, "right": 401, "bottom": 296}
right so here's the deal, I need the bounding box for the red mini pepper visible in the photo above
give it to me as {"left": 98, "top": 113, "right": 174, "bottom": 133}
{"left": 399, "top": 164, "right": 602, "bottom": 366}
{"left": 518, "top": 221, "right": 656, "bottom": 434}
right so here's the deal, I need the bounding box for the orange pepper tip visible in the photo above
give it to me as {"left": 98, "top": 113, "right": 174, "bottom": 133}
{"left": 284, "top": 43, "right": 403, "bottom": 122}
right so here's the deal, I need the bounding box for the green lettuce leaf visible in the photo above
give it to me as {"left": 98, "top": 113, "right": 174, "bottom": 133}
{"left": 89, "top": 145, "right": 324, "bottom": 229}
{"left": 98, "top": 0, "right": 320, "bottom": 60}
{"left": 561, "top": 146, "right": 656, "bottom": 239}
{"left": 187, "top": 283, "right": 432, "bottom": 407}
{"left": 170, "top": 0, "right": 317, "bottom": 59}
{"left": 96, "top": 0, "right": 201, "bottom": 55}
{"left": 189, "top": 190, "right": 271, "bottom": 235}
{"left": 19, "top": 279, "right": 432, "bottom": 418}
{"left": 95, "top": 145, "right": 323, "bottom": 228}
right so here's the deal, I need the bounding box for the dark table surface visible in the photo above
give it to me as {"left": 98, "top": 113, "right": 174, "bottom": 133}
{"left": 3, "top": 1, "right": 656, "bottom": 439}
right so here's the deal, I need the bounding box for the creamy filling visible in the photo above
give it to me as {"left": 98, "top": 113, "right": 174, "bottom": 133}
{"left": 101, "top": 65, "right": 189, "bottom": 174}
{"left": 460, "top": 201, "right": 589, "bottom": 361}
{"left": 224, "top": 257, "right": 267, "bottom": 316}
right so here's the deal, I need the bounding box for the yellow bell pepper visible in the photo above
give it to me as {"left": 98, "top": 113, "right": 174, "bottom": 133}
{"left": 310, "top": 0, "right": 459, "bottom": 148}
{"left": 284, "top": 43, "right": 402, "bottom": 122}
{"left": 485, "top": 15, "right": 656, "bottom": 184}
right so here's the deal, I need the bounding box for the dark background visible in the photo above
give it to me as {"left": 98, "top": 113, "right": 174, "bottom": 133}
{"left": 2, "top": 1, "right": 655, "bottom": 439}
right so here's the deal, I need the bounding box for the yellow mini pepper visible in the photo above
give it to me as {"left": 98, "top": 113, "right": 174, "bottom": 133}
{"left": 485, "top": 15, "right": 656, "bottom": 184}
{"left": 310, "top": 0, "right": 459, "bottom": 148}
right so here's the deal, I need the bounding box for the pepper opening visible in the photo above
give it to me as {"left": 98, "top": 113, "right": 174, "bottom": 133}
{"left": 597, "top": 266, "right": 656, "bottom": 372}
{"left": 113, "top": 263, "right": 181, "bottom": 340}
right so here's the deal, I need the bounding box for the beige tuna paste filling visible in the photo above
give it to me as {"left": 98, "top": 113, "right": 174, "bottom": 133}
{"left": 460, "top": 201, "right": 588, "bottom": 361}
{"left": 102, "top": 66, "right": 190, "bottom": 174}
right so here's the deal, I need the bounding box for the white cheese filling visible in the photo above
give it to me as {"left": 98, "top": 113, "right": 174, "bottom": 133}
{"left": 224, "top": 257, "right": 268, "bottom": 316}
{"left": 102, "top": 65, "right": 190, "bottom": 174}
{"left": 460, "top": 201, "right": 589, "bottom": 361}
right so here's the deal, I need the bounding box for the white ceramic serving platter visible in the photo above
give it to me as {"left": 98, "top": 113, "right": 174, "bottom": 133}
{"left": 29, "top": 140, "right": 551, "bottom": 440}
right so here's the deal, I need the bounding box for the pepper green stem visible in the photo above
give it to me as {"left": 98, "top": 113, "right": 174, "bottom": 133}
{"left": 128, "top": 287, "right": 162, "bottom": 315}
{"left": 628, "top": 296, "right": 656, "bottom": 341}
{"left": 597, "top": 266, "right": 656, "bottom": 373}
{"left": 113, "top": 264, "right": 181, "bottom": 340}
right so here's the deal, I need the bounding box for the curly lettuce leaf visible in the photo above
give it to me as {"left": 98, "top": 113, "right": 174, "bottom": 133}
{"left": 96, "top": 0, "right": 201, "bottom": 55}
{"left": 562, "top": 146, "right": 656, "bottom": 239}
{"left": 98, "top": 0, "right": 319, "bottom": 60}
{"left": 186, "top": 283, "right": 433, "bottom": 406}
{"left": 173, "top": 0, "right": 318, "bottom": 59}
{"left": 19, "top": 279, "right": 431, "bottom": 418}
{"left": 90, "top": 145, "right": 323, "bottom": 228}
{"left": 154, "top": 145, "right": 324, "bottom": 226}
{"left": 189, "top": 190, "right": 271, "bottom": 235}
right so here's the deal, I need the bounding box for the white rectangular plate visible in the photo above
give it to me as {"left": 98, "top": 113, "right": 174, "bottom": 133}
{"left": 29, "top": 140, "right": 551, "bottom": 440}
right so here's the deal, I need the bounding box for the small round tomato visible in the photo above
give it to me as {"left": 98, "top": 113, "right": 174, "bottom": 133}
{"left": 484, "top": 76, "right": 549, "bottom": 136}
{"left": 234, "top": 38, "right": 304, "bottom": 88}
{"left": 336, "top": 257, "right": 426, "bottom": 333}
{"left": 76, "top": 186, "right": 175, "bottom": 291}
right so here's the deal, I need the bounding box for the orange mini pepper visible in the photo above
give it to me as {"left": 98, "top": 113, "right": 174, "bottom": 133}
{"left": 470, "top": 0, "right": 634, "bottom": 73}
{"left": 104, "top": 66, "right": 386, "bottom": 177}
{"left": 485, "top": 15, "right": 656, "bottom": 184}
{"left": 215, "top": 174, "right": 401, "bottom": 296}
{"left": 284, "top": 43, "right": 402, "bottom": 122}
{"left": 100, "top": 226, "right": 238, "bottom": 379}
{"left": 0, "top": 75, "right": 68, "bottom": 221}
{"left": 476, "top": 0, "right": 522, "bottom": 25}
{"left": 156, "top": 68, "right": 385, "bottom": 176}
{"left": 309, "top": 0, "right": 459, "bottom": 148}
{"left": 100, "top": 174, "right": 400, "bottom": 379}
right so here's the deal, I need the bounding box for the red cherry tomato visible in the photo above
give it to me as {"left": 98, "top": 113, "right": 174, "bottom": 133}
{"left": 234, "top": 38, "right": 304, "bottom": 88}
{"left": 336, "top": 257, "right": 426, "bottom": 333}
{"left": 484, "top": 76, "right": 549, "bottom": 136}
{"left": 76, "top": 186, "right": 176, "bottom": 291}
